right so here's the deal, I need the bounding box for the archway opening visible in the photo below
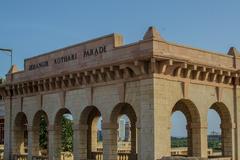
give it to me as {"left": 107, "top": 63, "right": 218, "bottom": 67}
{"left": 208, "top": 109, "right": 221, "bottom": 156}
{"left": 171, "top": 111, "right": 188, "bottom": 156}
{"left": 110, "top": 103, "right": 137, "bottom": 160}
{"left": 117, "top": 115, "right": 131, "bottom": 152}
{"left": 208, "top": 102, "right": 232, "bottom": 158}
{"left": 54, "top": 109, "right": 73, "bottom": 160}
{"left": 32, "top": 110, "right": 48, "bottom": 157}
{"left": 80, "top": 106, "right": 102, "bottom": 159}
{"left": 14, "top": 112, "right": 28, "bottom": 155}
{"left": 170, "top": 99, "right": 201, "bottom": 157}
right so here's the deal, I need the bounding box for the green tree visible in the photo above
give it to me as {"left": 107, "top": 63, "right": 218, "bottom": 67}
{"left": 39, "top": 114, "right": 73, "bottom": 152}
{"left": 61, "top": 115, "right": 73, "bottom": 152}
{"left": 39, "top": 115, "right": 48, "bottom": 149}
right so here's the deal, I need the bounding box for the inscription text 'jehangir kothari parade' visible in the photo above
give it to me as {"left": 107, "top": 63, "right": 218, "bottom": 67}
{"left": 29, "top": 45, "right": 106, "bottom": 71}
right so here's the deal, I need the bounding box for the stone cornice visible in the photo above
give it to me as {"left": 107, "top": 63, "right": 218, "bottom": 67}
{"left": 1, "top": 59, "right": 149, "bottom": 97}
{"left": 1, "top": 26, "right": 240, "bottom": 97}
{"left": 1, "top": 56, "right": 240, "bottom": 97}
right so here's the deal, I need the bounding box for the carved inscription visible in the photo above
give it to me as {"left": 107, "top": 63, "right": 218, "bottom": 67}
{"left": 29, "top": 61, "right": 48, "bottom": 71}
{"left": 54, "top": 53, "right": 77, "bottom": 64}
{"left": 83, "top": 46, "right": 106, "bottom": 58}
{"left": 28, "top": 45, "right": 107, "bottom": 71}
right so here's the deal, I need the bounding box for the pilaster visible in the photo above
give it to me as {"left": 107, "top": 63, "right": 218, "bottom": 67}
{"left": 102, "top": 122, "right": 118, "bottom": 160}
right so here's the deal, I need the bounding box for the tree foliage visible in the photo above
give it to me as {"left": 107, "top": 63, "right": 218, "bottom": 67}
{"left": 61, "top": 115, "right": 73, "bottom": 152}
{"left": 39, "top": 115, "right": 48, "bottom": 149}
{"left": 171, "top": 137, "right": 187, "bottom": 148}
{"left": 39, "top": 114, "right": 73, "bottom": 152}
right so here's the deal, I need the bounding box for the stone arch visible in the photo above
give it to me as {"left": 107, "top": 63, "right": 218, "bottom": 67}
{"left": 54, "top": 108, "right": 73, "bottom": 159}
{"left": 13, "top": 112, "right": 28, "bottom": 155}
{"left": 79, "top": 106, "right": 102, "bottom": 159}
{"left": 210, "top": 102, "right": 231, "bottom": 125}
{"left": 171, "top": 99, "right": 201, "bottom": 157}
{"left": 54, "top": 108, "right": 72, "bottom": 126}
{"left": 110, "top": 103, "right": 137, "bottom": 125}
{"left": 33, "top": 110, "right": 49, "bottom": 128}
{"left": 171, "top": 99, "right": 200, "bottom": 124}
{"left": 109, "top": 103, "right": 138, "bottom": 159}
{"left": 31, "top": 110, "right": 49, "bottom": 156}
{"left": 80, "top": 106, "right": 101, "bottom": 125}
{"left": 209, "top": 102, "right": 232, "bottom": 157}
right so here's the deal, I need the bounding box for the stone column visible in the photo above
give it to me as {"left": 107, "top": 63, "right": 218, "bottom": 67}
{"left": 234, "top": 84, "right": 240, "bottom": 160}
{"left": 186, "top": 124, "right": 193, "bottom": 156}
{"left": 188, "top": 122, "right": 208, "bottom": 158}
{"left": 79, "top": 125, "right": 88, "bottom": 160}
{"left": 130, "top": 124, "right": 137, "bottom": 160}
{"left": 3, "top": 97, "right": 11, "bottom": 160}
{"left": 102, "top": 122, "right": 118, "bottom": 160}
{"left": 136, "top": 122, "right": 141, "bottom": 160}
{"left": 140, "top": 79, "right": 155, "bottom": 159}
{"left": 48, "top": 124, "right": 59, "bottom": 160}
{"left": 27, "top": 126, "right": 40, "bottom": 160}
{"left": 199, "top": 124, "right": 208, "bottom": 158}
{"left": 221, "top": 122, "right": 233, "bottom": 157}
{"left": 72, "top": 124, "right": 80, "bottom": 160}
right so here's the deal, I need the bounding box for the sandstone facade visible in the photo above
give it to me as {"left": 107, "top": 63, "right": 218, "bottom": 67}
{"left": 0, "top": 26, "right": 239, "bottom": 160}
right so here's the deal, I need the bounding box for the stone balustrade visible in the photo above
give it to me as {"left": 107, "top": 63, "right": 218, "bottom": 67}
{"left": 91, "top": 151, "right": 133, "bottom": 160}
{"left": 160, "top": 156, "right": 232, "bottom": 160}
{"left": 32, "top": 155, "right": 48, "bottom": 160}
{"left": 12, "top": 154, "right": 28, "bottom": 160}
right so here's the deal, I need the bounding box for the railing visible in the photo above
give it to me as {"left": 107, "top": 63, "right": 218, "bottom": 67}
{"left": 91, "top": 152, "right": 135, "bottom": 160}
{"left": 160, "top": 156, "right": 232, "bottom": 160}
{"left": 32, "top": 155, "right": 48, "bottom": 160}
{"left": 208, "top": 157, "right": 232, "bottom": 160}
{"left": 12, "top": 152, "right": 136, "bottom": 160}
{"left": 12, "top": 154, "right": 28, "bottom": 160}
{"left": 117, "top": 153, "right": 131, "bottom": 160}
{"left": 91, "top": 152, "right": 103, "bottom": 160}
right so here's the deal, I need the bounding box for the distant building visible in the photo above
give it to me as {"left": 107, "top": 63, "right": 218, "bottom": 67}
{"left": 208, "top": 135, "right": 221, "bottom": 141}
{"left": 97, "top": 130, "right": 102, "bottom": 142}
{"left": 119, "top": 119, "right": 125, "bottom": 141}
{"left": 125, "top": 121, "right": 130, "bottom": 141}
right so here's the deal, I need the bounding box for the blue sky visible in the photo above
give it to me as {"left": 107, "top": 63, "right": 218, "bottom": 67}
{"left": 0, "top": 1, "right": 238, "bottom": 137}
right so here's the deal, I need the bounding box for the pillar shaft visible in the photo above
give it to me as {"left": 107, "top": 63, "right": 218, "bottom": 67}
{"left": 48, "top": 125, "right": 59, "bottom": 160}
{"left": 28, "top": 126, "right": 40, "bottom": 160}
{"left": 73, "top": 124, "right": 88, "bottom": 160}
{"left": 130, "top": 125, "right": 137, "bottom": 159}
{"left": 221, "top": 123, "right": 233, "bottom": 157}
{"left": 187, "top": 123, "right": 208, "bottom": 158}
{"left": 79, "top": 125, "right": 88, "bottom": 159}
{"left": 3, "top": 97, "right": 11, "bottom": 160}
{"left": 102, "top": 123, "right": 118, "bottom": 160}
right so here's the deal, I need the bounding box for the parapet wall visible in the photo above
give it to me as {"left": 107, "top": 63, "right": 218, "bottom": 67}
{"left": 160, "top": 157, "right": 231, "bottom": 160}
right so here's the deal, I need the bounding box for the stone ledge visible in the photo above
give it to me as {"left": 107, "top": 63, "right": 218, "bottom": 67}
{"left": 160, "top": 157, "right": 207, "bottom": 160}
{"left": 160, "top": 157, "right": 232, "bottom": 160}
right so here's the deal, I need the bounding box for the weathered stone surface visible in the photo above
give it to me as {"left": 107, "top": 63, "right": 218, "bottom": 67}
{"left": 0, "top": 26, "right": 239, "bottom": 160}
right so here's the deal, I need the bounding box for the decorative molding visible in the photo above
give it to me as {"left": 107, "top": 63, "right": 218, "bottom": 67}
{"left": 1, "top": 57, "right": 240, "bottom": 97}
